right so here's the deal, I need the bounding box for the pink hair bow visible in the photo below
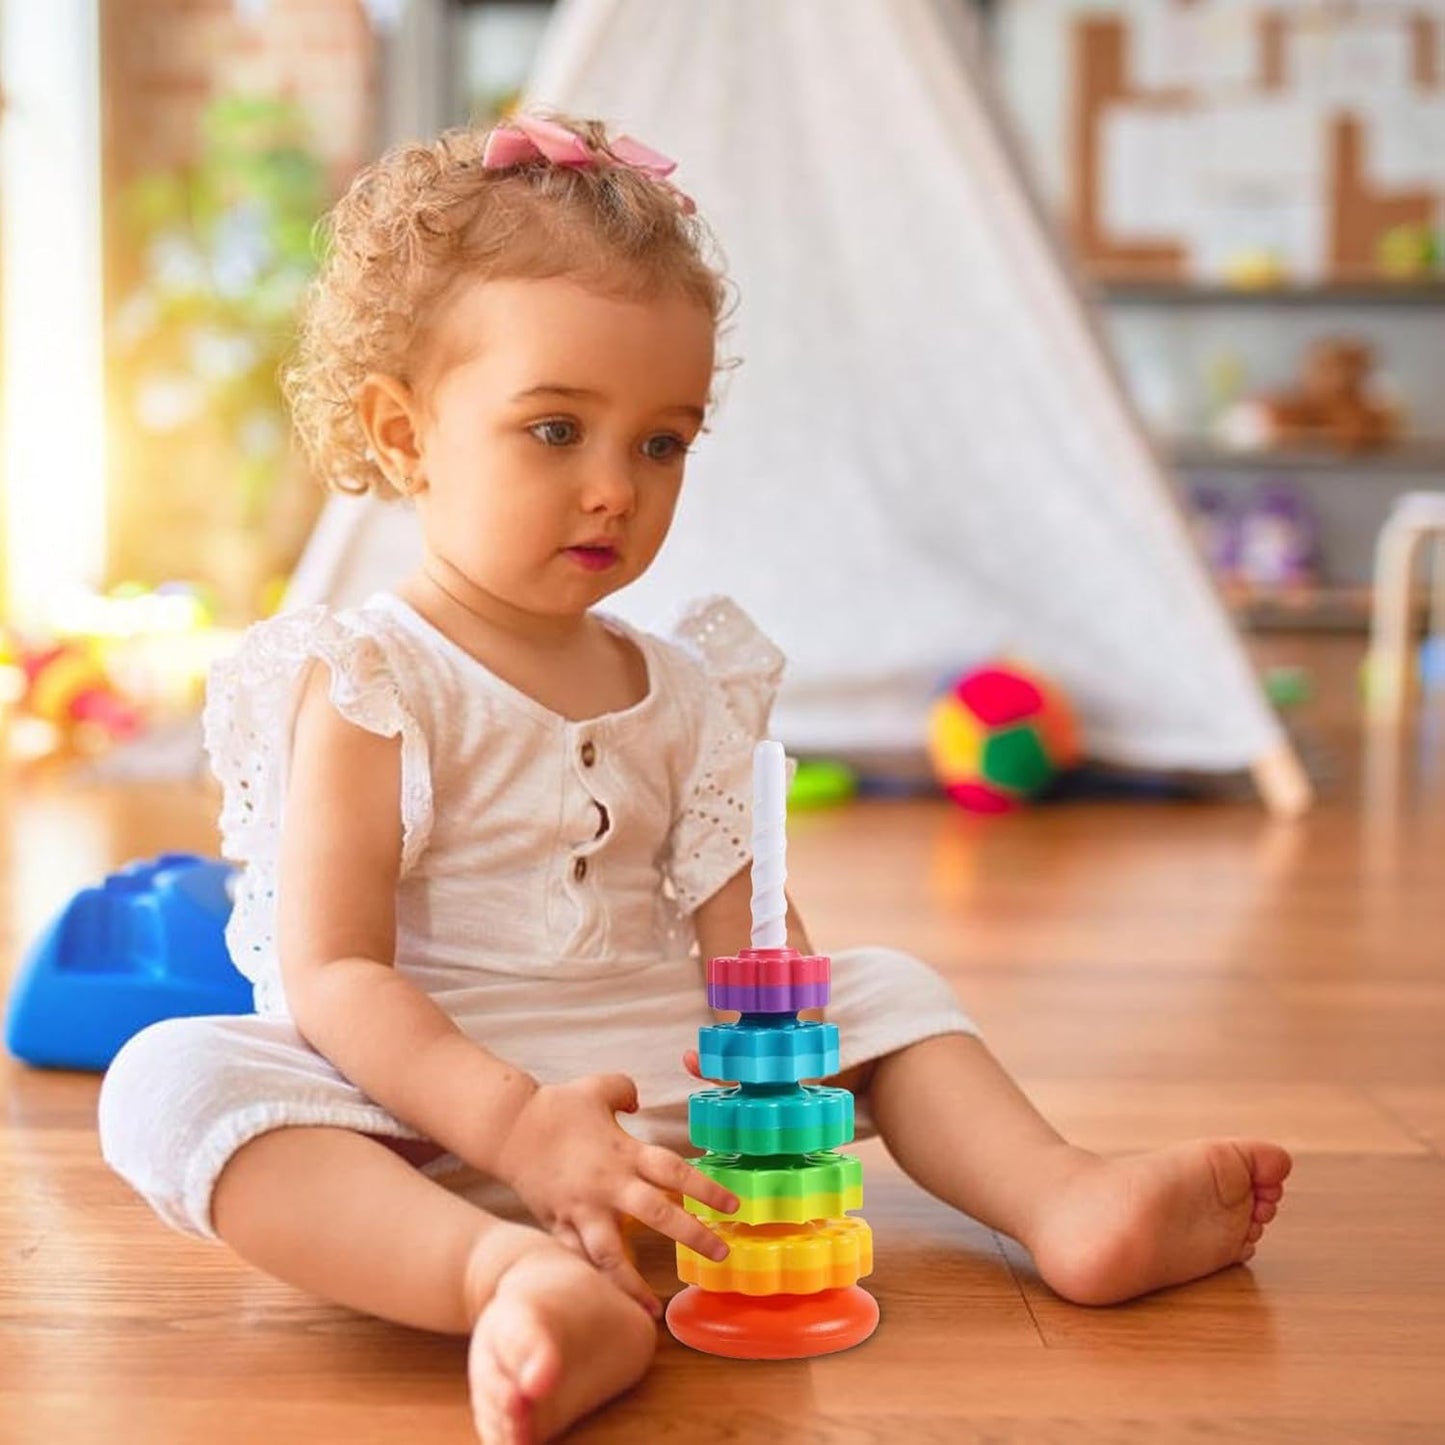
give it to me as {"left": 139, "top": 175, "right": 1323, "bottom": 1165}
{"left": 481, "top": 113, "right": 695, "bottom": 214}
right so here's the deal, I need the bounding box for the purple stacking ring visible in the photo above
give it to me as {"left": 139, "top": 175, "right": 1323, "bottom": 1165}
{"left": 706, "top": 947, "right": 832, "bottom": 1014}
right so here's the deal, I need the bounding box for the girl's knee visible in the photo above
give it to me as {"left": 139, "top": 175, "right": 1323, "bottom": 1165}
{"left": 99, "top": 1015, "right": 290, "bottom": 1238}
{"left": 98, "top": 1016, "right": 218, "bottom": 1187}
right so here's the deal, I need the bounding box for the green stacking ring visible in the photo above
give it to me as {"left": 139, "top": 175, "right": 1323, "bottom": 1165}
{"left": 685, "top": 1149, "right": 864, "bottom": 1224}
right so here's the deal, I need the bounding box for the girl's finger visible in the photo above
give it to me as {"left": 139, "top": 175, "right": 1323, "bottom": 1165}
{"left": 622, "top": 1180, "right": 733, "bottom": 1263}
{"left": 636, "top": 1143, "right": 740, "bottom": 1218}
{"left": 573, "top": 1211, "right": 663, "bottom": 1320}
{"left": 682, "top": 1048, "right": 736, "bottom": 1086}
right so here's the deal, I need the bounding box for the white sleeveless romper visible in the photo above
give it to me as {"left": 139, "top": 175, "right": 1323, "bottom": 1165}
{"left": 98, "top": 594, "right": 976, "bottom": 1238}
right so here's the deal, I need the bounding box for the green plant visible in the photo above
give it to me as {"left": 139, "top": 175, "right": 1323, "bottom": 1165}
{"left": 110, "top": 94, "right": 326, "bottom": 529}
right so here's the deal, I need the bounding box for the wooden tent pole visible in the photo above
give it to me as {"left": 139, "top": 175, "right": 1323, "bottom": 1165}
{"left": 1251, "top": 741, "right": 1314, "bottom": 819}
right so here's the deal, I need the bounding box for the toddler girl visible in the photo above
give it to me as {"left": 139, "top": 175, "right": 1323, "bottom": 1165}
{"left": 99, "top": 113, "right": 1291, "bottom": 1444}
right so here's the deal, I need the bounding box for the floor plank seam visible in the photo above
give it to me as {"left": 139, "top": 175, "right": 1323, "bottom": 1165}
{"left": 1364, "top": 1091, "right": 1444, "bottom": 1162}
{"left": 990, "top": 1228, "right": 1048, "bottom": 1348}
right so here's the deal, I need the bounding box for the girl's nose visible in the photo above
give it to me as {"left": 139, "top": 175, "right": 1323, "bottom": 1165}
{"left": 582, "top": 462, "right": 637, "bottom": 515}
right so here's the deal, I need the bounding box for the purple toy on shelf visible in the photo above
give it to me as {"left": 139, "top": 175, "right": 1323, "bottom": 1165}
{"left": 1236, "top": 480, "right": 1319, "bottom": 592}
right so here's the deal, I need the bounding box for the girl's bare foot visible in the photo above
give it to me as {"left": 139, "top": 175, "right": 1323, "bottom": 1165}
{"left": 467, "top": 1239, "right": 656, "bottom": 1443}
{"left": 1025, "top": 1139, "right": 1293, "bottom": 1306}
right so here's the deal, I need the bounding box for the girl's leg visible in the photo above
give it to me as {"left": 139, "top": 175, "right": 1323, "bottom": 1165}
{"left": 861, "top": 1033, "right": 1292, "bottom": 1305}
{"left": 211, "top": 1126, "right": 656, "bottom": 1443}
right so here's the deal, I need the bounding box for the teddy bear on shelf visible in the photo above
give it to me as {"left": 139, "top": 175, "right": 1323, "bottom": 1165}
{"left": 1217, "top": 337, "right": 1400, "bottom": 455}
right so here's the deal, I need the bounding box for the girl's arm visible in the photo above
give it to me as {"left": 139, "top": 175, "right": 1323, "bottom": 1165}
{"left": 276, "top": 667, "right": 742, "bottom": 1307}
{"left": 275, "top": 663, "right": 537, "bottom": 1172}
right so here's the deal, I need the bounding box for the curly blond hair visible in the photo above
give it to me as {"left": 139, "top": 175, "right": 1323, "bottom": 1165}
{"left": 282, "top": 114, "right": 730, "bottom": 497}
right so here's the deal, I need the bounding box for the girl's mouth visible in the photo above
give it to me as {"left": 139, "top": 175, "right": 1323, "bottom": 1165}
{"left": 564, "top": 545, "right": 619, "bottom": 572}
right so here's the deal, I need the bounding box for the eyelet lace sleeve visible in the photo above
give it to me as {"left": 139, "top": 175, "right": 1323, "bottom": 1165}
{"left": 202, "top": 605, "right": 434, "bottom": 879}
{"left": 663, "top": 596, "right": 786, "bottom": 916}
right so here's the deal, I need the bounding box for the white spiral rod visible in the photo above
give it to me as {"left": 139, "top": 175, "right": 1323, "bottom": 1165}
{"left": 750, "top": 740, "right": 788, "bottom": 949}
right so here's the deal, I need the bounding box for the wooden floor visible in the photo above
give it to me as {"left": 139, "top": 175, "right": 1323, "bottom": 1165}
{"left": 3, "top": 635, "right": 1443, "bottom": 1443}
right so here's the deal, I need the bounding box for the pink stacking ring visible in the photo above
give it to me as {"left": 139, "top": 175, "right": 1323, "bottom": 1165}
{"left": 707, "top": 947, "right": 831, "bottom": 1014}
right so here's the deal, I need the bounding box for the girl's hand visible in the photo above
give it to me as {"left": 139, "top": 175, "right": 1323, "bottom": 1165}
{"left": 493, "top": 1073, "right": 740, "bottom": 1318}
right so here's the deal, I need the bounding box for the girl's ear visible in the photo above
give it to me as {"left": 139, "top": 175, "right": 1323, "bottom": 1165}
{"left": 357, "top": 374, "right": 427, "bottom": 492}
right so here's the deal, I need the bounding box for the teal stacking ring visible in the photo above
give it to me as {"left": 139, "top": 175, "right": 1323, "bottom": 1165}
{"left": 688, "top": 1085, "right": 854, "bottom": 1155}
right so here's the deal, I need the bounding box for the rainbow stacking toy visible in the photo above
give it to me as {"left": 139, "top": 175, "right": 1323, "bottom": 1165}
{"left": 666, "top": 741, "right": 878, "bottom": 1359}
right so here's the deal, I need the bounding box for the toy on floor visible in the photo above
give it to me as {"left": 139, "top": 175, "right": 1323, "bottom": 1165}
{"left": 11, "top": 637, "right": 142, "bottom": 743}
{"left": 1263, "top": 665, "right": 1313, "bottom": 712}
{"left": 4, "top": 853, "right": 251, "bottom": 1071}
{"left": 2, "top": 585, "right": 235, "bottom": 762}
{"left": 667, "top": 741, "right": 878, "bottom": 1359}
{"left": 787, "top": 758, "right": 857, "bottom": 809}
{"left": 927, "top": 661, "right": 1081, "bottom": 814}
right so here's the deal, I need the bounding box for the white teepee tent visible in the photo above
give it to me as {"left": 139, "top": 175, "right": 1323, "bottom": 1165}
{"left": 287, "top": 0, "right": 1309, "bottom": 815}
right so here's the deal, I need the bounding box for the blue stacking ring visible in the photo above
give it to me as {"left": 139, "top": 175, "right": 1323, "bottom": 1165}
{"left": 698, "top": 1020, "right": 840, "bottom": 1085}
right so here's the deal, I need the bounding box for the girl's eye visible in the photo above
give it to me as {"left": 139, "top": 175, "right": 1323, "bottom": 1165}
{"left": 530, "top": 419, "right": 580, "bottom": 447}
{"left": 642, "top": 433, "right": 689, "bottom": 462}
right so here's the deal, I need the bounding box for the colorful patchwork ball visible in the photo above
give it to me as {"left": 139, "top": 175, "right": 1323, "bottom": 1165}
{"left": 927, "top": 661, "right": 1080, "bottom": 813}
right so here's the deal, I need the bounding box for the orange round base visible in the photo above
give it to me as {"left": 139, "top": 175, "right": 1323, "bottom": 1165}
{"left": 665, "top": 1285, "right": 879, "bottom": 1359}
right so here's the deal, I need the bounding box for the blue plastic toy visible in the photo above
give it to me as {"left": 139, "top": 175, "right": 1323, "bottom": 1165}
{"left": 4, "top": 852, "right": 251, "bottom": 1071}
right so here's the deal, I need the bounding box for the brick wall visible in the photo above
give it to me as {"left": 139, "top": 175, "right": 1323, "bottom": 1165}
{"left": 102, "top": 0, "right": 377, "bottom": 191}
{"left": 101, "top": 0, "right": 380, "bottom": 612}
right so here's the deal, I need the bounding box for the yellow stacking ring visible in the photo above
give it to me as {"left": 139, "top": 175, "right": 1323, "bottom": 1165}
{"left": 677, "top": 1217, "right": 873, "bottom": 1296}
